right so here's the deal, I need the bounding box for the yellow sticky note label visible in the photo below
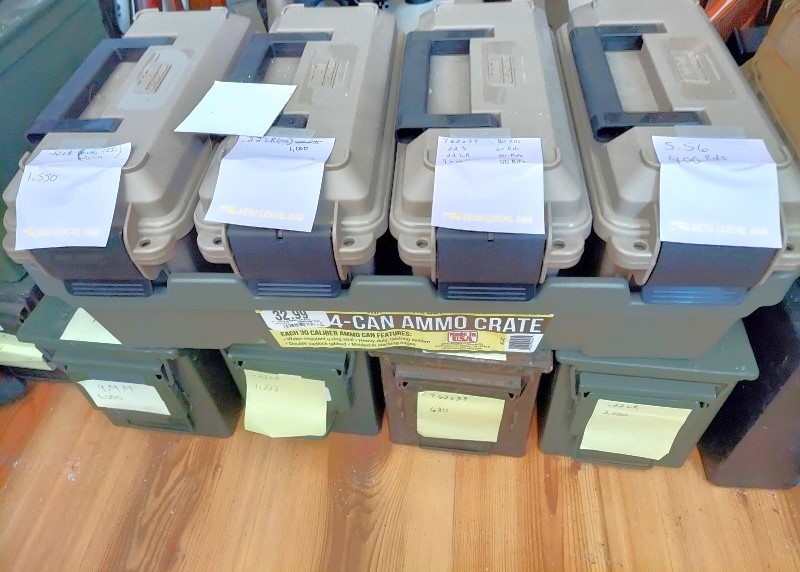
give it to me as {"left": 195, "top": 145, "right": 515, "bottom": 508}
{"left": 580, "top": 399, "right": 692, "bottom": 460}
{"left": 61, "top": 308, "right": 122, "bottom": 344}
{"left": 0, "top": 332, "right": 52, "bottom": 371}
{"left": 244, "top": 370, "right": 328, "bottom": 438}
{"left": 416, "top": 391, "right": 505, "bottom": 443}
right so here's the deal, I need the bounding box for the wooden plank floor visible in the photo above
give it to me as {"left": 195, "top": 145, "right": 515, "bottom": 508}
{"left": 1, "top": 383, "right": 799, "bottom": 571}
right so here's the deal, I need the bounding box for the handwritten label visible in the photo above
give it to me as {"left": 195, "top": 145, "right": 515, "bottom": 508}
{"left": 175, "top": 81, "right": 296, "bottom": 137}
{"left": 431, "top": 137, "right": 545, "bottom": 234}
{"left": 15, "top": 143, "right": 132, "bottom": 250}
{"left": 205, "top": 137, "right": 335, "bottom": 233}
{"left": 653, "top": 136, "right": 782, "bottom": 249}
{"left": 244, "top": 370, "right": 328, "bottom": 438}
{"left": 78, "top": 380, "right": 170, "bottom": 415}
{"left": 580, "top": 399, "right": 692, "bottom": 460}
{"left": 61, "top": 308, "right": 122, "bottom": 345}
{"left": 416, "top": 390, "right": 505, "bottom": 442}
{"left": 0, "top": 332, "right": 52, "bottom": 371}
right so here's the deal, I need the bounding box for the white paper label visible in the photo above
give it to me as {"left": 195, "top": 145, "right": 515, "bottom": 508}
{"left": 175, "top": 81, "right": 297, "bottom": 137}
{"left": 260, "top": 310, "right": 332, "bottom": 330}
{"left": 432, "top": 137, "right": 545, "bottom": 235}
{"left": 205, "top": 137, "right": 335, "bottom": 233}
{"left": 15, "top": 144, "right": 132, "bottom": 250}
{"left": 653, "top": 136, "right": 782, "bottom": 249}
{"left": 61, "top": 308, "right": 122, "bottom": 345}
{"left": 78, "top": 380, "right": 170, "bottom": 415}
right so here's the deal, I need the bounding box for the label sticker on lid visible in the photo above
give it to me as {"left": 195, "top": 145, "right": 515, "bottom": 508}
{"left": 653, "top": 136, "right": 782, "bottom": 249}
{"left": 431, "top": 137, "right": 545, "bottom": 235}
{"left": 15, "top": 143, "right": 132, "bottom": 250}
{"left": 205, "top": 137, "right": 335, "bottom": 233}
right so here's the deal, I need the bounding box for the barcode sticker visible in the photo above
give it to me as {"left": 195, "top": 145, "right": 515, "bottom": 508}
{"left": 260, "top": 311, "right": 331, "bottom": 331}
{"left": 504, "top": 334, "right": 543, "bottom": 353}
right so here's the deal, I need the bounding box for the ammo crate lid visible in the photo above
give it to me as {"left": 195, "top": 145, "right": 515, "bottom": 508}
{"left": 17, "top": 295, "right": 177, "bottom": 359}
{"left": 225, "top": 344, "right": 349, "bottom": 370}
{"left": 555, "top": 321, "right": 757, "bottom": 383}
{"left": 372, "top": 347, "right": 553, "bottom": 374}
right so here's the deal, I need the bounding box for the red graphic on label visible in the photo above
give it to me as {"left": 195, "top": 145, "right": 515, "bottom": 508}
{"left": 448, "top": 331, "right": 478, "bottom": 343}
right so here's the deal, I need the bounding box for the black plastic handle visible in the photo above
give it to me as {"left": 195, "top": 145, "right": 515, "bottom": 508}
{"left": 26, "top": 37, "right": 175, "bottom": 144}
{"left": 569, "top": 25, "right": 703, "bottom": 142}
{"left": 395, "top": 29, "right": 499, "bottom": 144}
{"left": 226, "top": 32, "right": 333, "bottom": 84}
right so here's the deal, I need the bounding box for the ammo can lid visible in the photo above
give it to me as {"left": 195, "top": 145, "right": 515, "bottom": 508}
{"left": 225, "top": 344, "right": 349, "bottom": 371}
{"left": 3, "top": 9, "right": 253, "bottom": 277}
{"left": 555, "top": 321, "right": 757, "bottom": 382}
{"left": 372, "top": 347, "right": 553, "bottom": 374}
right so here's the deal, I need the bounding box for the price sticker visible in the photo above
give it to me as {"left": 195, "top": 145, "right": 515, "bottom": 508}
{"left": 260, "top": 311, "right": 331, "bottom": 330}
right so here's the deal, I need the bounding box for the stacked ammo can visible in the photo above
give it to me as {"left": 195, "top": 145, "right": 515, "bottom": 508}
{"left": 7, "top": 8, "right": 259, "bottom": 434}
{"left": 0, "top": 0, "right": 108, "bottom": 397}
{"left": 1, "top": 0, "right": 797, "bottom": 477}
{"left": 202, "top": 3, "right": 398, "bottom": 439}
{"left": 5, "top": 5, "right": 394, "bottom": 440}
{"left": 536, "top": 0, "right": 798, "bottom": 469}
{"left": 375, "top": 0, "right": 586, "bottom": 455}
{"left": 698, "top": 0, "right": 800, "bottom": 488}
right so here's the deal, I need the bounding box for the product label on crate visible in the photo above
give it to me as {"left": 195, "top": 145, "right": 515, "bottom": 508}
{"left": 258, "top": 311, "right": 552, "bottom": 353}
